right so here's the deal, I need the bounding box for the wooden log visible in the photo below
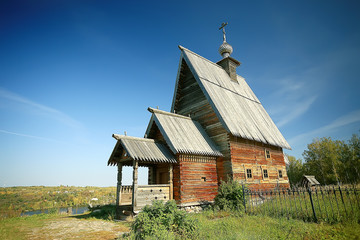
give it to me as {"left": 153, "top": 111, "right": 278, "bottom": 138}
{"left": 115, "top": 163, "right": 123, "bottom": 219}
{"left": 169, "top": 164, "right": 173, "bottom": 200}
{"left": 132, "top": 160, "right": 138, "bottom": 212}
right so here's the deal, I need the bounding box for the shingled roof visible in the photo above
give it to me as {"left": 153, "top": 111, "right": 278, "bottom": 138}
{"left": 172, "top": 46, "right": 291, "bottom": 150}
{"left": 145, "top": 107, "right": 223, "bottom": 157}
{"left": 108, "top": 135, "right": 176, "bottom": 166}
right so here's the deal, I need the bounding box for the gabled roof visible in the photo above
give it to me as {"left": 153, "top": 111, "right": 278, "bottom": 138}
{"left": 108, "top": 134, "right": 176, "bottom": 166}
{"left": 171, "top": 46, "right": 291, "bottom": 150}
{"left": 302, "top": 175, "right": 320, "bottom": 186}
{"left": 145, "top": 107, "right": 223, "bottom": 157}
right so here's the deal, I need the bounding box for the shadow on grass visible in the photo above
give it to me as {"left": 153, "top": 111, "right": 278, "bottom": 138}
{"left": 71, "top": 204, "right": 131, "bottom": 221}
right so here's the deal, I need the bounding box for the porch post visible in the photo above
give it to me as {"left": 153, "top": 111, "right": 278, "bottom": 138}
{"left": 115, "top": 163, "right": 123, "bottom": 219}
{"left": 169, "top": 164, "right": 173, "bottom": 200}
{"left": 132, "top": 160, "right": 138, "bottom": 213}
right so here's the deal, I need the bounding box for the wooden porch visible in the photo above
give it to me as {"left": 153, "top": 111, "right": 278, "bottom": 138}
{"left": 117, "top": 184, "right": 171, "bottom": 207}
{"left": 108, "top": 135, "right": 177, "bottom": 217}
{"left": 115, "top": 161, "right": 173, "bottom": 214}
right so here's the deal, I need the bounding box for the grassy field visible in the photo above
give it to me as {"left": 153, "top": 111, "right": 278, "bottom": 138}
{"left": 0, "top": 186, "right": 116, "bottom": 218}
{"left": 192, "top": 211, "right": 360, "bottom": 240}
{"left": 2, "top": 209, "right": 359, "bottom": 240}
{"left": 0, "top": 212, "right": 130, "bottom": 240}
{"left": 246, "top": 186, "right": 360, "bottom": 224}
{"left": 2, "top": 186, "right": 359, "bottom": 239}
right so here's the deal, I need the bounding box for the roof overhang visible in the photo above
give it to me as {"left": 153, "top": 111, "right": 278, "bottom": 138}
{"left": 107, "top": 134, "right": 176, "bottom": 166}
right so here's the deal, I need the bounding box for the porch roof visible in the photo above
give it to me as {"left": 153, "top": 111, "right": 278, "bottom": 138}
{"left": 108, "top": 134, "right": 176, "bottom": 166}
{"left": 145, "top": 107, "right": 223, "bottom": 157}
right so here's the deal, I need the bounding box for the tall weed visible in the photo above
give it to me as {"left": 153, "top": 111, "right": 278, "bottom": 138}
{"left": 128, "top": 200, "right": 198, "bottom": 240}
{"left": 214, "top": 179, "right": 245, "bottom": 212}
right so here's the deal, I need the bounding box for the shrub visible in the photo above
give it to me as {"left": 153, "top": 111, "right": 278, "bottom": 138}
{"left": 214, "top": 179, "right": 245, "bottom": 212}
{"left": 130, "top": 200, "right": 198, "bottom": 239}
{"left": 89, "top": 204, "right": 116, "bottom": 220}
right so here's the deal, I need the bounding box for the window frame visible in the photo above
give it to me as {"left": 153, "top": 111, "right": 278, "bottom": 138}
{"left": 246, "top": 169, "right": 252, "bottom": 179}
{"left": 265, "top": 149, "right": 271, "bottom": 159}
{"left": 263, "top": 169, "right": 269, "bottom": 179}
{"left": 278, "top": 170, "right": 283, "bottom": 178}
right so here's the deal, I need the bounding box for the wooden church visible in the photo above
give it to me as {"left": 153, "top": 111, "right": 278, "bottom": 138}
{"left": 108, "top": 26, "right": 291, "bottom": 212}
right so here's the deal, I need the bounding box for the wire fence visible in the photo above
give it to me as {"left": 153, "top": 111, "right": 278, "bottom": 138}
{"left": 243, "top": 185, "right": 360, "bottom": 223}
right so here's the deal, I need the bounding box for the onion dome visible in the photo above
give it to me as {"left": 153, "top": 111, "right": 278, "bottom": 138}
{"left": 219, "top": 41, "right": 233, "bottom": 58}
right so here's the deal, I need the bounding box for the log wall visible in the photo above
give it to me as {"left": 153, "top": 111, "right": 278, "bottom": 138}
{"left": 173, "top": 154, "right": 218, "bottom": 204}
{"left": 229, "top": 135, "right": 289, "bottom": 190}
{"left": 172, "top": 60, "right": 290, "bottom": 192}
{"left": 173, "top": 60, "right": 232, "bottom": 182}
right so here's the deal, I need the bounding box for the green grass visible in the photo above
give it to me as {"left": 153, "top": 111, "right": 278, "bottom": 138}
{"left": 2, "top": 209, "right": 360, "bottom": 240}
{"left": 1, "top": 211, "right": 131, "bottom": 240}
{"left": 0, "top": 213, "right": 54, "bottom": 240}
{"left": 191, "top": 211, "right": 360, "bottom": 240}
{"left": 246, "top": 188, "right": 360, "bottom": 224}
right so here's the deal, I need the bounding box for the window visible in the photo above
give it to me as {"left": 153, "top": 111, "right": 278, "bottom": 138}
{"left": 201, "top": 177, "right": 206, "bottom": 182}
{"left": 265, "top": 149, "right": 271, "bottom": 159}
{"left": 263, "top": 169, "right": 268, "bottom": 179}
{"left": 246, "top": 169, "right": 252, "bottom": 178}
{"left": 278, "top": 170, "right": 283, "bottom": 178}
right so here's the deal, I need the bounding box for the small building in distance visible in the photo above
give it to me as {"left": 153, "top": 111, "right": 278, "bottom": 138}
{"left": 108, "top": 26, "right": 291, "bottom": 213}
{"left": 301, "top": 175, "right": 321, "bottom": 188}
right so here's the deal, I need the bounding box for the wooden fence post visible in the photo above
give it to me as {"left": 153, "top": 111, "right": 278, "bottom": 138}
{"left": 308, "top": 187, "right": 317, "bottom": 222}
{"left": 242, "top": 184, "right": 246, "bottom": 213}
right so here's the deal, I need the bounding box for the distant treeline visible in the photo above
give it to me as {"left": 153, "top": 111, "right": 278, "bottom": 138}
{"left": 0, "top": 186, "right": 116, "bottom": 218}
{"left": 287, "top": 133, "right": 360, "bottom": 186}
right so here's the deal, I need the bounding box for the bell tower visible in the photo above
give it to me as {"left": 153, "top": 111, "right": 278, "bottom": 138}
{"left": 216, "top": 22, "right": 241, "bottom": 82}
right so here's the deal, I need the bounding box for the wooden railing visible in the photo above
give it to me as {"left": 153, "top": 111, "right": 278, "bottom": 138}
{"left": 119, "top": 185, "right": 133, "bottom": 205}
{"left": 118, "top": 184, "right": 171, "bottom": 208}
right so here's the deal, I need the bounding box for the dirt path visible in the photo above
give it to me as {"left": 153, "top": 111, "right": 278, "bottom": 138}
{"left": 28, "top": 217, "right": 130, "bottom": 240}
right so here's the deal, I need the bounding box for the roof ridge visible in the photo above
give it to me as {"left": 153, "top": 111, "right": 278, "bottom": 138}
{"left": 148, "top": 107, "right": 191, "bottom": 120}
{"left": 179, "top": 46, "right": 246, "bottom": 81}
{"left": 179, "top": 45, "right": 250, "bottom": 100}
{"left": 112, "top": 134, "right": 155, "bottom": 142}
{"left": 179, "top": 45, "right": 226, "bottom": 70}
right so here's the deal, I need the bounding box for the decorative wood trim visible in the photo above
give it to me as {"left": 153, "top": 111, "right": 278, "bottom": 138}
{"left": 179, "top": 154, "right": 217, "bottom": 163}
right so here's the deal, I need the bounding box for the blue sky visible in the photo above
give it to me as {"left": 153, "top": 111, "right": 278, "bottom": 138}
{"left": 1, "top": 0, "right": 359, "bottom": 187}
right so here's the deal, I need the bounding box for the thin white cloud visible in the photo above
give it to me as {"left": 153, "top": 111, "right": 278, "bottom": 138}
{"left": 0, "top": 88, "right": 82, "bottom": 128}
{"left": 288, "top": 109, "right": 360, "bottom": 145}
{"left": 267, "top": 75, "right": 318, "bottom": 127}
{"left": 277, "top": 96, "right": 317, "bottom": 127}
{"left": 0, "top": 129, "right": 60, "bottom": 142}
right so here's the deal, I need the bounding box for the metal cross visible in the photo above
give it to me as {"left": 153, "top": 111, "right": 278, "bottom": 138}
{"left": 219, "top": 22, "right": 228, "bottom": 42}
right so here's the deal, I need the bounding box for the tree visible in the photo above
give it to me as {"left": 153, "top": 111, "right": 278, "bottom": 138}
{"left": 338, "top": 134, "right": 360, "bottom": 184}
{"left": 303, "top": 137, "right": 343, "bottom": 185}
{"left": 286, "top": 155, "right": 304, "bottom": 186}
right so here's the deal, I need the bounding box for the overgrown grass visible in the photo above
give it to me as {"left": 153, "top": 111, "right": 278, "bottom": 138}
{"left": 78, "top": 204, "right": 117, "bottom": 220}
{"left": 0, "top": 213, "right": 55, "bottom": 240}
{"left": 191, "top": 211, "right": 360, "bottom": 240}
{"left": 1, "top": 211, "right": 130, "bottom": 240}
{"left": 214, "top": 179, "right": 245, "bottom": 212}
{"left": 119, "top": 208, "right": 360, "bottom": 239}
{"left": 124, "top": 200, "right": 198, "bottom": 240}
{"left": 246, "top": 187, "right": 360, "bottom": 224}
{"left": 2, "top": 207, "right": 359, "bottom": 240}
